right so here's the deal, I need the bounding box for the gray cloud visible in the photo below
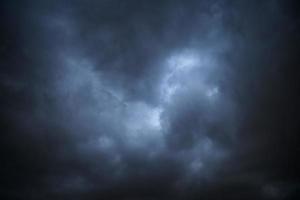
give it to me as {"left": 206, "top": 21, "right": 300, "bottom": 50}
{"left": 1, "top": 0, "right": 299, "bottom": 199}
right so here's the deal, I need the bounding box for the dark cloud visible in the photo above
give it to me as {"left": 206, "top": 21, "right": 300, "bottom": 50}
{"left": 1, "top": 0, "right": 300, "bottom": 199}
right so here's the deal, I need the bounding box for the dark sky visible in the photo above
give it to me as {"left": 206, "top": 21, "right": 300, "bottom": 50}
{"left": 1, "top": 0, "right": 300, "bottom": 199}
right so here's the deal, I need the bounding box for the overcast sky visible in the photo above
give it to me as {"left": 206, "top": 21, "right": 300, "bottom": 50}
{"left": 1, "top": 0, "right": 300, "bottom": 199}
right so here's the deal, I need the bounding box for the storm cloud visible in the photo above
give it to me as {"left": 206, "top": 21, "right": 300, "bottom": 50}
{"left": 1, "top": 0, "right": 300, "bottom": 199}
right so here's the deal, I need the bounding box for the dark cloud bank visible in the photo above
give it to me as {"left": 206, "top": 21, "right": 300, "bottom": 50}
{"left": 1, "top": 0, "right": 300, "bottom": 199}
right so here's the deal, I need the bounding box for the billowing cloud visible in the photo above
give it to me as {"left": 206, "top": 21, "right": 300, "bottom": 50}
{"left": 1, "top": 0, "right": 299, "bottom": 199}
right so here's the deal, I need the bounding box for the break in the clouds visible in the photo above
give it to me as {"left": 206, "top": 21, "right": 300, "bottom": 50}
{"left": 1, "top": 0, "right": 300, "bottom": 199}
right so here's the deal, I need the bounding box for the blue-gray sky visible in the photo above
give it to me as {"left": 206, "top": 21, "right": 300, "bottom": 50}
{"left": 1, "top": 0, "right": 300, "bottom": 199}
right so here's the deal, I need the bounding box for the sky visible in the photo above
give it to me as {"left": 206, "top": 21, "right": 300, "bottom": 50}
{"left": 0, "top": 0, "right": 300, "bottom": 199}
